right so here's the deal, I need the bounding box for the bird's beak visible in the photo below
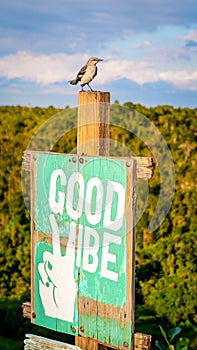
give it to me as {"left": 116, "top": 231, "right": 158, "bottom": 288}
{"left": 98, "top": 58, "right": 103, "bottom": 62}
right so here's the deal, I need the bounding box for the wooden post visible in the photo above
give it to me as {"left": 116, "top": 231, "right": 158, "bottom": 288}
{"left": 75, "top": 91, "right": 110, "bottom": 350}
{"left": 77, "top": 91, "right": 110, "bottom": 156}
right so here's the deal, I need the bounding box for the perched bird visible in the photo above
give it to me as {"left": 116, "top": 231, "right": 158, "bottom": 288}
{"left": 69, "top": 57, "right": 103, "bottom": 91}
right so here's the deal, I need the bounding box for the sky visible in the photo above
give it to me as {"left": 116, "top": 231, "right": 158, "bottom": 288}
{"left": 0, "top": 0, "right": 197, "bottom": 108}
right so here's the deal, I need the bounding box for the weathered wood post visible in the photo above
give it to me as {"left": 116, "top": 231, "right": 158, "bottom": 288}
{"left": 77, "top": 91, "right": 110, "bottom": 157}
{"left": 76, "top": 91, "right": 110, "bottom": 350}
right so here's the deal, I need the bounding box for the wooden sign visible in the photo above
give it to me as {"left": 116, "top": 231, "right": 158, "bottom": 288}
{"left": 30, "top": 151, "right": 136, "bottom": 349}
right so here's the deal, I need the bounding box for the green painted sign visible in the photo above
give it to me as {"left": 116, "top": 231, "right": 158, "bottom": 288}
{"left": 32, "top": 153, "right": 136, "bottom": 348}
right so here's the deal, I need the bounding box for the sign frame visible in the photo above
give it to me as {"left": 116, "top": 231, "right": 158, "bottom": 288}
{"left": 30, "top": 151, "right": 137, "bottom": 350}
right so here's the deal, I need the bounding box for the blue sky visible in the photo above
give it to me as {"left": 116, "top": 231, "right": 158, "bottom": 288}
{"left": 0, "top": 0, "right": 197, "bottom": 108}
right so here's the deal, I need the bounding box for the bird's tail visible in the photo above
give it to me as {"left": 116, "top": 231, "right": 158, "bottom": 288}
{"left": 69, "top": 78, "right": 79, "bottom": 85}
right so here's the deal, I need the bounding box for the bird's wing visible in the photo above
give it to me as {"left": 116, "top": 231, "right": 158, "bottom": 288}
{"left": 92, "top": 66, "right": 97, "bottom": 79}
{"left": 76, "top": 63, "right": 87, "bottom": 80}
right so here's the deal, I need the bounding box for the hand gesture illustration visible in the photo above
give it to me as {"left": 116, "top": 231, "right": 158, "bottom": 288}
{"left": 38, "top": 214, "right": 77, "bottom": 322}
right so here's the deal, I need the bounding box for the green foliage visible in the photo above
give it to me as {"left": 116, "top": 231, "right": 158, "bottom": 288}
{"left": 137, "top": 231, "right": 196, "bottom": 325}
{"left": 155, "top": 325, "right": 189, "bottom": 350}
{"left": 0, "top": 105, "right": 73, "bottom": 299}
{"left": 0, "top": 336, "right": 22, "bottom": 350}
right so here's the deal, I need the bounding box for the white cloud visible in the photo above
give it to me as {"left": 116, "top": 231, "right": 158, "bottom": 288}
{"left": 183, "top": 29, "right": 197, "bottom": 42}
{"left": 133, "top": 40, "right": 152, "bottom": 49}
{"left": 0, "top": 51, "right": 197, "bottom": 91}
{"left": 0, "top": 51, "right": 89, "bottom": 84}
{"left": 99, "top": 59, "right": 197, "bottom": 90}
{"left": 158, "top": 70, "right": 197, "bottom": 90}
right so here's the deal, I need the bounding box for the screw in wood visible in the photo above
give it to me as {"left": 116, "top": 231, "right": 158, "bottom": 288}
{"left": 32, "top": 312, "right": 36, "bottom": 319}
{"left": 80, "top": 326, "right": 84, "bottom": 333}
{"left": 123, "top": 341, "right": 129, "bottom": 347}
{"left": 126, "top": 161, "right": 131, "bottom": 167}
{"left": 72, "top": 157, "right": 77, "bottom": 163}
{"left": 71, "top": 327, "right": 76, "bottom": 333}
{"left": 79, "top": 157, "right": 84, "bottom": 164}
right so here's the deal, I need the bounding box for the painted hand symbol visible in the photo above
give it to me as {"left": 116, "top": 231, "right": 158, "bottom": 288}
{"left": 38, "top": 214, "right": 77, "bottom": 322}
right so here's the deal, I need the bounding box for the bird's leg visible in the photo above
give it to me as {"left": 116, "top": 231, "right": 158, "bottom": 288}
{"left": 87, "top": 83, "right": 94, "bottom": 92}
{"left": 80, "top": 86, "right": 84, "bottom": 92}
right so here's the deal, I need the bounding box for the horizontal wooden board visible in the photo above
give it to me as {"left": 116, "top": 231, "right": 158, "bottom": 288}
{"left": 24, "top": 334, "right": 81, "bottom": 350}
{"left": 22, "top": 150, "right": 153, "bottom": 179}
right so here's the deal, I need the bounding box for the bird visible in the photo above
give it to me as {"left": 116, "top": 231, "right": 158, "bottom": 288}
{"left": 69, "top": 57, "right": 103, "bottom": 92}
